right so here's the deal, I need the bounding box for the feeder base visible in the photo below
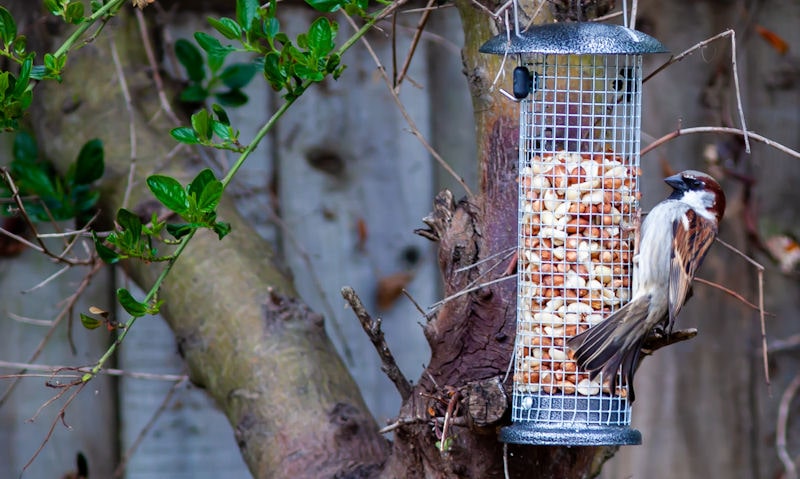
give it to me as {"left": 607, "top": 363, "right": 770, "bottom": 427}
{"left": 500, "top": 422, "right": 642, "bottom": 446}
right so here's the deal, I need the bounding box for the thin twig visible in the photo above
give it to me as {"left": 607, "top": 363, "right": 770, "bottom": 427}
{"left": 109, "top": 36, "right": 138, "bottom": 210}
{"left": 641, "top": 126, "right": 800, "bottom": 160}
{"left": 0, "top": 260, "right": 103, "bottom": 407}
{"left": 0, "top": 360, "right": 188, "bottom": 381}
{"left": 22, "top": 264, "right": 70, "bottom": 294}
{"left": 439, "top": 389, "right": 459, "bottom": 452}
{"left": 22, "top": 383, "right": 87, "bottom": 474}
{"left": 430, "top": 274, "right": 515, "bottom": 310}
{"left": 713, "top": 237, "right": 770, "bottom": 389}
{"left": 777, "top": 372, "right": 800, "bottom": 479}
{"left": 503, "top": 442, "right": 510, "bottom": 479}
{"left": 341, "top": 286, "right": 413, "bottom": 400}
{"left": 693, "top": 278, "right": 765, "bottom": 313}
{"left": 769, "top": 335, "right": 800, "bottom": 354}
{"left": 343, "top": 13, "right": 474, "bottom": 198}
{"left": 113, "top": 378, "right": 188, "bottom": 478}
{"left": 135, "top": 8, "right": 180, "bottom": 125}
{"left": 643, "top": 29, "right": 750, "bottom": 151}
{"left": 394, "top": 0, "right": 436, "bottom": 91}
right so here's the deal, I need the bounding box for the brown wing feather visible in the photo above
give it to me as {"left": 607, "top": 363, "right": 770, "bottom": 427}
{"left": 669, "top": 209, "right": 718, "bottom": 323}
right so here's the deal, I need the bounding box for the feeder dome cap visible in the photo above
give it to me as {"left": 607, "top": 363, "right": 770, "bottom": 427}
{"left": 479, "top": 22, "right": 668, "bottom": 55}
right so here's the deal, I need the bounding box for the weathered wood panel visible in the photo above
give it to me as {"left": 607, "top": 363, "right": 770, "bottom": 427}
{"left": 0, "top": 246, "right": 116, "bottom": 478}
{"left": 276, "top": 8, "right": 438, "bottom": 423}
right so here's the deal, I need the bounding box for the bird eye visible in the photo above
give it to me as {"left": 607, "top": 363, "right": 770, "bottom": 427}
{"left": 684, "top": 177, "right": 702, "bottom": 189}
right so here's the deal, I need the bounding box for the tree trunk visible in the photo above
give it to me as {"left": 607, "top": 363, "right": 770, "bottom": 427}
{"left": 24, "top": 4, "right": 389, "bottom": 478}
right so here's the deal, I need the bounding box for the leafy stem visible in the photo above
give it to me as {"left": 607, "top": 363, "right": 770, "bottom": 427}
{"left": 52, "top": 0, "right": 127, "bottom": 59}
{"left": 221, "top": 0, "right": 405, "bottom": 186}
{"left": 82, "top": 230, "right": 196, "bottom": 382}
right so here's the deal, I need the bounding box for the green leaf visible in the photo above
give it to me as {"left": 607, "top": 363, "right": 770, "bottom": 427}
{"left": 166, "top": 223, "right": 193, "bottom": 239}
{"left": 308, "top": 18, "right": 334, "bottom": 56}
{"left": 13, "top": 131, "right": 37, "bottom": 163}
{"left": 220, "top": 63, "right": 257, "bottom": 90}
{"left": 212, "top": 221, "right": 231, "bottom": 239}
{"left": 179, "top": 84, "right": 208, "bottom": 103}
{"left": 215, "top": 89, "right": 248, "bottom": 107}
{"left": 304, "top": 0, "right": 343, "bottom": 13}
{"left": 170, "top": 126, "right": 200, "bottom": 144}
{"left": 12, "top": 35, "right": 27, "bottom": 56}
{"left": 263, "top": 52, "right": 287, "bottom": 90}
{"left": 211, "top": 103, "right": 230, "bottom": 125}
{"left": 116, "top": 208, "right": 142, "bottom": 240}
{"left": 147, "top": 175, "right": 188, "bottom": 214}
{"left": 43, "top": 0, "right": 61, "bottom": 16}
{"left": 74, "top": 138, "right": 104, "bottom": 184}
{"left": 197, "top": 180, "right": 223, "bottom": 213}
{"left": 93, "top": 232, "right": 120, "bottom": 264}
{"left": 194, "top": 32, "right": 232, "bottom": 72}
{"left": 175, "top": 39, "right": 205, "bottom": 82}
{"left": 190, "top": 110, "right": 212, "bottom": 141}
{"left": 236, "top": 0, "right": 258, "bottom": 30}
{"left": 208, "top": 17, "right": 241, "bottom": 40}
{"left": 11, "top": 57, "right": 31, "bottom": 98}
{"left": 0, "top": 7, "right": 17, "bottom": 47}
{"left": 64, "top": 0, "right": 84, "bottom": 24}
{"left": 80, "top": 313, "right": 102, "bottom": 330}
{"left": 211, "top": 121, "right": 232, "bottom": 140}
{"left": 265, "top": 17, "right": 280, "bottom": 39}
{"left": 188, "top": 168, "right": 216, "bottom": 200}
{"left": 116, "top": 288, "right": 148, "bottom": 317}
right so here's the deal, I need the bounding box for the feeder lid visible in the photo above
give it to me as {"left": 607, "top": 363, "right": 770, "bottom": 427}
{"left": 480, "top": 22, "right": 668, "bottom": 55}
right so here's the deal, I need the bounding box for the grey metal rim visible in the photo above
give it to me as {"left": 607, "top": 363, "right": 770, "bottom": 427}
{"left": 480, "top": 22, "right": 668, "bottom": 55}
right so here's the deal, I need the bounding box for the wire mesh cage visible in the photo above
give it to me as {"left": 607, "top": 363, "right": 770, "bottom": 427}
{"left": 481, "top": 23, "right": 667, "bottom": 446}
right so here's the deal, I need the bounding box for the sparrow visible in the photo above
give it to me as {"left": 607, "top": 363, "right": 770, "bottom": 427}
{"left": 567, "top": 170, "right": 726, "bottom": 401}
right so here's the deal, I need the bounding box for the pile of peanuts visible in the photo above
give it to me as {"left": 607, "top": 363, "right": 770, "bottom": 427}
{"left": 513, "top": 151, "right": 640, "bottom": 397}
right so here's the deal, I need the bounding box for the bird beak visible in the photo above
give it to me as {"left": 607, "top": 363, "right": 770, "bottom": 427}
{"left": 664, "top": 173, "right": 686, "bottom": 190}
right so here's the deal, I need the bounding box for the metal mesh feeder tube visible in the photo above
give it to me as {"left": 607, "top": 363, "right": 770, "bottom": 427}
{"left": 481, "top": 23, "right": 666, "bottom": 446}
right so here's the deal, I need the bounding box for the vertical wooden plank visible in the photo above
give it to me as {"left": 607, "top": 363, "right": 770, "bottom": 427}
{"left": 276, "top": 8, "right": 437, "bottom": 423}
{"left": 0, "top": 248, "right": 116, "bottom": 478}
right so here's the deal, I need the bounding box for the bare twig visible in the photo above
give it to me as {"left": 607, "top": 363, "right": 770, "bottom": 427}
{"left": 769, "top": 334, "right": 800, "bottom": 354}
{"left": 643, "top": 30, "right": 749, "bottom": 151}
{"left": 109, "top": 36, "right": 138, "bottom": 211}
{"left": 0, "top": 360, "right": 187, "bottom": 382}
{"left": 21, "top": 264, "right": 70, "bottom": 294}
{"left": 341, "top": 286, "right": 412, "bottom": 400}
{"left": 693, "top": 278, "right": 766, "bottom": 314}
{"left": 394, "top": 0, "right": 436, "bottom": 91}
{"left": 713, "top": 237, "right": 770, "bottom": 389}
{"left": 22, "top": 383, "right": 87, "bottom": 474}
{"left": 439, "top": 389, "right": 460, "bottom": 452}
{"left": 0, "top": 260, "right": 103, "bottom": 407}
{"left": 343, "top": 13, "right": 474, "bottom": 198}
{"left": 113, "top": 378, "right": 188, "bottom": 478}
{"left": 641, "top": 126, "right": 800, "bottom": 160}
{"left": 777, "top": 372, "right": 800, "bottom": 479}
{"left": 135, "top": 8, "right": 180, "bottom": 125}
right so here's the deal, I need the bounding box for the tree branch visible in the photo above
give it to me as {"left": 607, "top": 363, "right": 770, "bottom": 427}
{"left": 341, "top": 286, "right": 413, "bottom": 401}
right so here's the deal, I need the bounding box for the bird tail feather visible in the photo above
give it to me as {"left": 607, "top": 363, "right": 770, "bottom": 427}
{"left": 566, "top": 296, "right": 650, "bottom": 401}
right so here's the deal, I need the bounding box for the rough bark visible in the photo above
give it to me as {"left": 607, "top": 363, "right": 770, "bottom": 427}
{"left": 22, "top": 4, "right": 389, "bottom": 478}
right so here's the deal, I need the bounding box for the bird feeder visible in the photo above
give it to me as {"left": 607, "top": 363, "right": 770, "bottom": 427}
{"left": 480, "top": 22, "right": 666, "bottom": 446}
